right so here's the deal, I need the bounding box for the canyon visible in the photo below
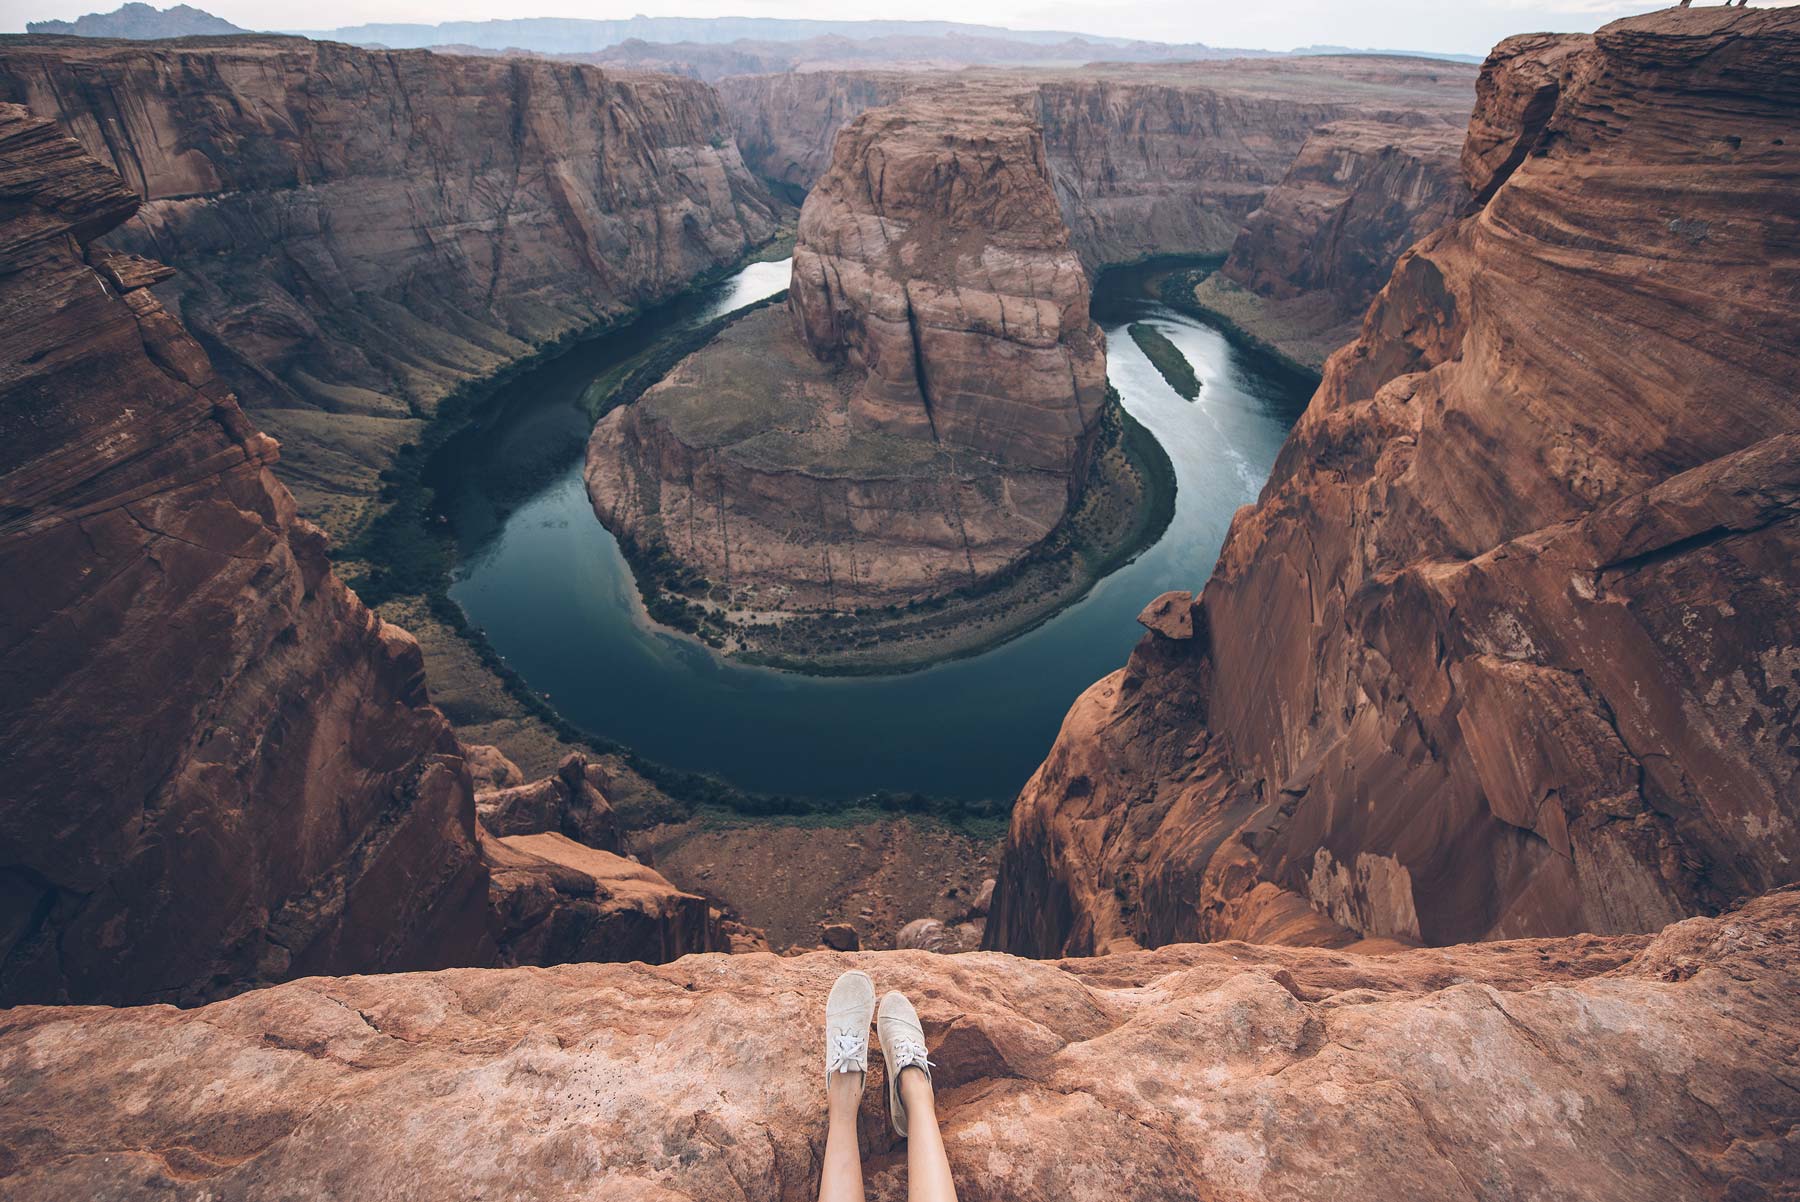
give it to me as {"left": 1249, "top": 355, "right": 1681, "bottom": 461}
{"left": 987, "top": 6, "right": 1800, "bottom": 958}
{"left": 0, "top": 35, "right": 779, "bottom": 537}
{"left": 720, "top": 59, "right": 1473, "bottom": 262}
{"left": 584, "top": 85, "right": 1159, "bottom": 667}
{"left": 0, "top": 108, "right": 734, "bottom": 1004}
{"left": 0, "top": 5, "right": 1797, "bottom": 1197}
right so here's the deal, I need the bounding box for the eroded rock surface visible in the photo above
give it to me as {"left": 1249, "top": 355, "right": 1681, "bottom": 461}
{"left": 0, "top": 106, "right": 493, "bottom": 1006}
{"left": 0, "top": 35, "right": 780, "bottom": 533}
{"left": 788, "top": 87, "right": 1106, "bottom": 475}
{"left": 1191, "top": 114, "right": 1470, "bottom": 367}
{"left": 2, "top": 890, "right": 1796, "bottom": 1200}
{"left": 989, "top": 8, "right": 1800, "bottom": 958}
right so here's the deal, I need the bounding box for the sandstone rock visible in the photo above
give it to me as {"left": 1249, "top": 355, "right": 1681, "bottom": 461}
{"left": 476, "top": 752, "right": 621, "bottom": 851}
{"left": 462, "top": 743, "right": 525, "bottom": 792}
{"left": 1136, "top": 590, "right": 1196, "bottom": 641}
{"left": 895, "top": 917, "right": 980, "bottom": 954}
{"left": 821, "top": 922, "right": 860, "bottom": 951}
{"left": 481, "top": 829, "right": 726, "bottom": 966}
{"left": 970, "top": 878, "right": 995, "bottom": 917}
{"left": 0, "top": 36, "right": 780, "bottom": 535}
{"left": 988, "top": 8, "right": 1800, "bottom": 958}
{"left": 1206, "top": 115, "right": 1471, "bottom": 366}
{"left": 2, "top": 891, "right": 1797, "bottom": 1199}
{"left": 788, "top": 87, "right": 1107, "bottom": 476}
{"left": 0, "top": 106, "right": 493, "bottom": 1006}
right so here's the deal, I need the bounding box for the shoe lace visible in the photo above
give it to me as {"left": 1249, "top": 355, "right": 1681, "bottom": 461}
{"left": 827, "top": 1027, "right": 867, "bottom": 1074}
{"left": 890, "top": 1036, "right": 934, "bottom": 1076}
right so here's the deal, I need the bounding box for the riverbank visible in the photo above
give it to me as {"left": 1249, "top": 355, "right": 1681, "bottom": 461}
{"left": 1157, "top": 262, "right": 1336, "bottom": 380}
{"left": 598, "top": 349, "right": 1177, "bottom": 675}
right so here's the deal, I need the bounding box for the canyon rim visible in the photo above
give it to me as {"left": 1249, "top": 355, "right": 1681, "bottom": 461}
{"left": 1, "top": 3, "right": 1797, "bottom": 1200}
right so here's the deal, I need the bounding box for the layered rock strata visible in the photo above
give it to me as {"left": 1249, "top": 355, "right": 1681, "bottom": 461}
{"left": 588, "top": 89, "right": 1109, "bottom": 610}
{"left": 2, "top": 889, "right": 1796, "bottom": 1199}
{"left": 719, "top": 59, "right": 1476, "bottom": 268}
{"left": 0, "top": 35, "right": 780, "bottom": 533}
{"left": 988, "top": 7, "right": 1800, "bottom": 957}
{"left": 1190, "top": 114, "right": 1470, "bottom": 368}
{"left": 0, "top": 105, "right": 494, "bottom": 1006}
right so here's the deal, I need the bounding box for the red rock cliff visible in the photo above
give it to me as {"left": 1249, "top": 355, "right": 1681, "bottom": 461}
{"left": 0, "top": 106, "right": 494, "bottom": 1006}
{"left": 987, "top": 8, "right": 1800, "bottom": 958}
{"left": 0, "top": 35, "right": 780, "bottom": 532}
{"left": 788, "top": 86, "right": 1106, "bottom": 475}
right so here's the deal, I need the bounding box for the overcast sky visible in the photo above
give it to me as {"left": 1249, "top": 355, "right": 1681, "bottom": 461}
{"left": 4, "top": 0, "right": 1793, "bottom": 57}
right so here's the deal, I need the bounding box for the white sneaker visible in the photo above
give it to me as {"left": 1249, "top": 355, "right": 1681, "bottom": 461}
{"left": 877, "top": 990, "right": 935, "bottom": 1137}
{"left": 824, "top": 970, "right": 875, "bottom": 1081}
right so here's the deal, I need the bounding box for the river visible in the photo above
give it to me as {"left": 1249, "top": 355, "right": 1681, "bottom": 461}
{"left": 437, "top": 258, "right": 1312, "bottom": 803}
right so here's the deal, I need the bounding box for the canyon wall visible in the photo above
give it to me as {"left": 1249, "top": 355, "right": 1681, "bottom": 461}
{"left": 4, "top": 889, "right": 1798, "bottom": 1199}
{"left": 988, "top": 7, "right": 1800, "bottom": 958}
{"left": 719, "top": 69, "right": 912, "bottom": 203}
{"left": 0, "top": 105, "right": 494, "bottom": 1006}
{"left": 0, "top": 36, "right": 780, "bottom": 534}
{"left": 1188, "top": 114, "right": 1469, "bottom": 367}
{"left": 719, "top": 59, "right": 1474, "bottom": 270}
{"left": 0, "top": 108, "right": 739, "bottom": 1006}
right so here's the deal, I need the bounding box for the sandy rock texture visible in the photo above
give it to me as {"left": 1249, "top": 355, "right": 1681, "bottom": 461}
{"left": 988, "top": 8, "right": 1800, "bottom": 958}
{"left": 1190, "top": 114, "right": 1470, "bottom": 368}
{"left": 2, "top": 889, "right": 1797, "bottom": 1200}
{"left": 0, "top": 106, "right": 494, "bottom": 1006}
{"left": 0, "top": 35, "right": 780, "bottom": 534}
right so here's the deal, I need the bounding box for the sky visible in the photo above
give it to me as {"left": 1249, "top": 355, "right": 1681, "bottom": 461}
{"left": 3, "top": 0, "right": 1794, "bottom": 57}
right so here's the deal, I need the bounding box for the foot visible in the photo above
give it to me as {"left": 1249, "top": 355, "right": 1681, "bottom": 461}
{"left": 824, "top": 970, "right": 876, "bottom": 1085}
{"left": 877, "top": 990, "right": 935, "bottom": 1138}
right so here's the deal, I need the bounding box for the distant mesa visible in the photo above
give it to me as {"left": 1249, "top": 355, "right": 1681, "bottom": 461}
{"left": 26, "top": 2, "right": 243, "bottom": 38}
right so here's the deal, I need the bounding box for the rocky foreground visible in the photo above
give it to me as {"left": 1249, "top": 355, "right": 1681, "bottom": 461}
{"left": 988, "top": 7, "right": 1800, "bottom": 958}
{"left": 2, "top": 889, "right": 1796, "bottom": 1199}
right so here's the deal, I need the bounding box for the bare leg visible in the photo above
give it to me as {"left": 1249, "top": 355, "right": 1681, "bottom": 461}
{"left": 899, "top": 1067, "right": 958, "bottom": 1202}
{"left": 818, "top": 1070, "right": 866, "bottom": 1202}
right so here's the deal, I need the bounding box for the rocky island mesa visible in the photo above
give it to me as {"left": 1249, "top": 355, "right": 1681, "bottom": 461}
{"left": 586, "top": 87, "right": 1169, "bottom": 669}
{"left": 987, "top": 6, "right": 1800, "bottom": 958}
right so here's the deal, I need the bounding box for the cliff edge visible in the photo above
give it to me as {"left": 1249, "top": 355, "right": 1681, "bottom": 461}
{"left": 988, "top": 6, "right": 1800, "bottom": 957}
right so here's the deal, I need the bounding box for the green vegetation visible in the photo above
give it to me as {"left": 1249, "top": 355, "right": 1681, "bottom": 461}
{"left": 1156, "top": 263, "right": 1324, "bottom": 388}
{"left": 1129, "top": 322, "right": 1201, "bottom": 400}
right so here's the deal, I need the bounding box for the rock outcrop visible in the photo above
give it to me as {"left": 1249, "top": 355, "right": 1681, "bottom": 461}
{"left": 1189, "top": 114, "right": 1470, "bottom": 368}
{"left": 3, "top": 888, "right": 1797, "bottom": 1199}
{"left": 588, "top": 88, "right": 1116, "bottom": 613}
{"left": 482, "top": 830, "right": 727, "bottom": 966}
{"left": 0, "top": 36, "right": 780, "bottom": 534}
{"left": 787, "top": 88, "right": 1106, "bottom": 475}
{"left": 988, "top": 8, "right": 1800, "bottom": 958}
{"left": 0, "top": 106, "right": 494, "bottom": 1006}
